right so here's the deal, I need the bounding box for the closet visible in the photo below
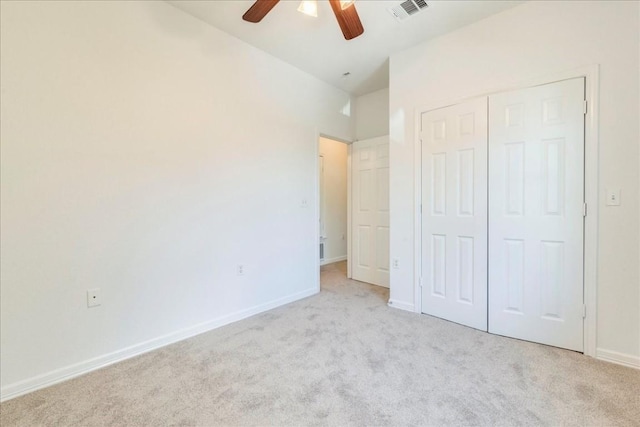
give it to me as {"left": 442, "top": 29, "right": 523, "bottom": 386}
{"left": 420, "top": 78, "right": 586, "bottom": 352}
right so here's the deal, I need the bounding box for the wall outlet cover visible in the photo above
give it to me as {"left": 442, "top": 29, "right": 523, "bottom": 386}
{"left": 87, "top": 288, "right": 101, "bottom": 308}
{"left": 605, "top": 188, "right": 621, "bottom": 206}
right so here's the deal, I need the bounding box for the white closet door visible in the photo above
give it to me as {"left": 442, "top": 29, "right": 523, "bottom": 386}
{"left": 352, "top": 136, "right": 390, "bottom": 287}
{"left": 488, "top": 78, "right": 585, "bottom": 351}
{"left": 421, "top": 98, "right": 488, "bottom": 331}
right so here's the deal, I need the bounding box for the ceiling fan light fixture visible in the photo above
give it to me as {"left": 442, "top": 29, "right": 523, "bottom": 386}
{"left": 297, "top": 0, "right": 318, "bottom": 17}
{"left": 339, "top": 0, "right": 355, "bottom": 10}
{"left": 242, "top": 0, "right": 363, "bottom": 40}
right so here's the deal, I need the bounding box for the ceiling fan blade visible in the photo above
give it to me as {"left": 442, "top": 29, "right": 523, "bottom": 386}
{"left": 242, "top": 0, "right": 280, "bottom": 23}
{"left": 329, "top": 0, "right": 364, "bottom": 40}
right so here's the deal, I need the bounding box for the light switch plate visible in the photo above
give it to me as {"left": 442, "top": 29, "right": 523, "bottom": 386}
{"left": 605, "top": 189, "right": 621, "bottom": 206}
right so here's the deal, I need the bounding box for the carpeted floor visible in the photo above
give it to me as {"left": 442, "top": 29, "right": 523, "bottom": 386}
{"left": 2, "top": 261, "right": 639, "bottom": 426}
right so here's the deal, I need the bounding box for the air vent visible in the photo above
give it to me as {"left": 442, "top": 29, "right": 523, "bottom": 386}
{"left": 319, "top": 242, "right": 325, "bottom": 261}
{"left": 388, "top": 0, "right": 428, "bottom": 22}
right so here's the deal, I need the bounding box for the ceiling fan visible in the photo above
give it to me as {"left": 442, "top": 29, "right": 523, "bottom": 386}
{"left": 242, "top": 0, "right": 364, "bottom": 40}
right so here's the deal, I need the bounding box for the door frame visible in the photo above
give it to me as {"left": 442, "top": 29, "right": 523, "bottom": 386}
{"left": 413, "top": 65, "right": 600, "bottom": 357}
{"left": 315, "top": 133, "right": 354, "bottom": 282}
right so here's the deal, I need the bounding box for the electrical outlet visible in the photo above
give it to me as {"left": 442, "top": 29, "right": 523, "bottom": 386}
{"left": 237, "top": 264, "right": 245, "bottom": 276}
{"left": 605, "top": 189, "right": 621, "bottom": 206}
{"left": 392, "top": 258, "right": 399, "bottom": 269}
{"left": 301, "top": 199, "right": 308, "bottom": 208}
{"left": 87, "top": 288, "right": 101, "bottom": 308}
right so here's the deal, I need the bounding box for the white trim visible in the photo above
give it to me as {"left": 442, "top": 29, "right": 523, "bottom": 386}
{"left": 347, "top": 143, "right": 353, "bottom": 279}
{"left": 387, "top": 299, "right": 415, "bottom": 312}
{"left": 413, "top": 107, "right": 423, "bottom": 313}
{"left": 318, "top": 154, "right": 326, "bottom": 243}
{"left": 319, "top": 133, "right": 351, "bottom": 145}
{"left": 596, "top": 348, "right": 640, "bottom": 370}
{"left": 582, "top": 65, "right": 599, "bottom": 359}
{"left": 321, "top": 255, "right": 347, "bottom": 266}
{"left": 314, "top": 129, "right": 321, "bottom": 293}
{"left": 413, "top": 65, "right": 599, "bottom": 356}
{"left": 0, "top": 287, "right": 318, "bottom": 403}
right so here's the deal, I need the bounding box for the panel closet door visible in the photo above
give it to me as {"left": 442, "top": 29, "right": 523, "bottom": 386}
{"left": 488, "top": 78, "right": 585, "bottom": 352}
{"left": 421, "top": 98, "right": 488, "bottom": 331}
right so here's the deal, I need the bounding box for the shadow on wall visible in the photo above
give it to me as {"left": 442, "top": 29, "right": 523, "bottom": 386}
{"left": 354, "top": 58, "right": 390, "bottom": 96}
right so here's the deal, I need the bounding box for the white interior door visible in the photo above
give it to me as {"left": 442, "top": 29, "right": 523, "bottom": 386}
{"left": 488, "top": 78, "right": 585, "bottom": 351}
{"left": 421, "top": 98, "right": 488, "bottom": 331}
{"left": 352, "top": 136, "right": 389, "bottom": 287}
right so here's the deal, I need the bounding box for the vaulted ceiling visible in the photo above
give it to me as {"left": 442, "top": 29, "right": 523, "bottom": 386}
{"left": 167, "top": 0, "right": 523, "bottom": 95}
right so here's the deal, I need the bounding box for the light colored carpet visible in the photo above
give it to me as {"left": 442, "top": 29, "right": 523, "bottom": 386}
{"left": 2, "top": 261, "right": 639, "bottom": 426}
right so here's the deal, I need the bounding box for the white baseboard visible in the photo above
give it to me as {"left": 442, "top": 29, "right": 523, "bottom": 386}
{"left": 0, "top": 287, "right": 318, "bottom": 402}
{"left": 320, "top": 255, "right": 347, "bottom": 266}
{"left": 387, "top": 299, "right": 415, "bottom": 312}
{"left": 596, "top": 348, "right": 640, "bottom": 369}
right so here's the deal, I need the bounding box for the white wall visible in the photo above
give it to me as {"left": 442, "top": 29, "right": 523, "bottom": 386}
{"left": 319, "top": 137, "right": 348, "bottom": 264}
{"left": 389, "top": 1, "right": 640, "bottom": 362}
{"left": 355, "top": 88, "right": 389, "bottom": 140}
{"left": 0, "top": 0, "right": 353, "bottom": 399}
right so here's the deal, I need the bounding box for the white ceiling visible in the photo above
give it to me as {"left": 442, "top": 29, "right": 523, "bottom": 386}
{"left": 167, "top": 0, "right": 523, "bottom": 95}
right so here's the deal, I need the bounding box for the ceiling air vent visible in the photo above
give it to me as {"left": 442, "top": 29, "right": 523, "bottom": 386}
{"left": 388, "top": 0, "right": 428, "bottom": 22}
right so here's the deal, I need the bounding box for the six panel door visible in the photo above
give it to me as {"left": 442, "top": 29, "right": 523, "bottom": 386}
{"left": 488, "top": 78, "right": 585, "bottom": 351}
{"left": 421, "top": 98, "right": 488, "bottom": 331}
{"left": 352, "top": 136, "right": 390, "bottom": 288}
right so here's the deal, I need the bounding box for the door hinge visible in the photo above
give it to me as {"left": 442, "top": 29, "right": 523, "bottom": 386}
{"left": 583, "top": 203, "right": 587, "bottom": 217}
{"left": 583, "top": 304, "right": 587, "bottom": 319}
{"left": 418, "top": 277, "right": 423, "bottom": 288}
{"left": 583, "top": 100, "right": 588, "bottom": 115}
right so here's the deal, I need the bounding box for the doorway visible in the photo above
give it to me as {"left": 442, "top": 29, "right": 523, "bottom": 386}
{"left": 318, "top": 137, "right": 348, "bottom": 267}
{"left": 317, "top": 135, "right": 390, "bottom": 289}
